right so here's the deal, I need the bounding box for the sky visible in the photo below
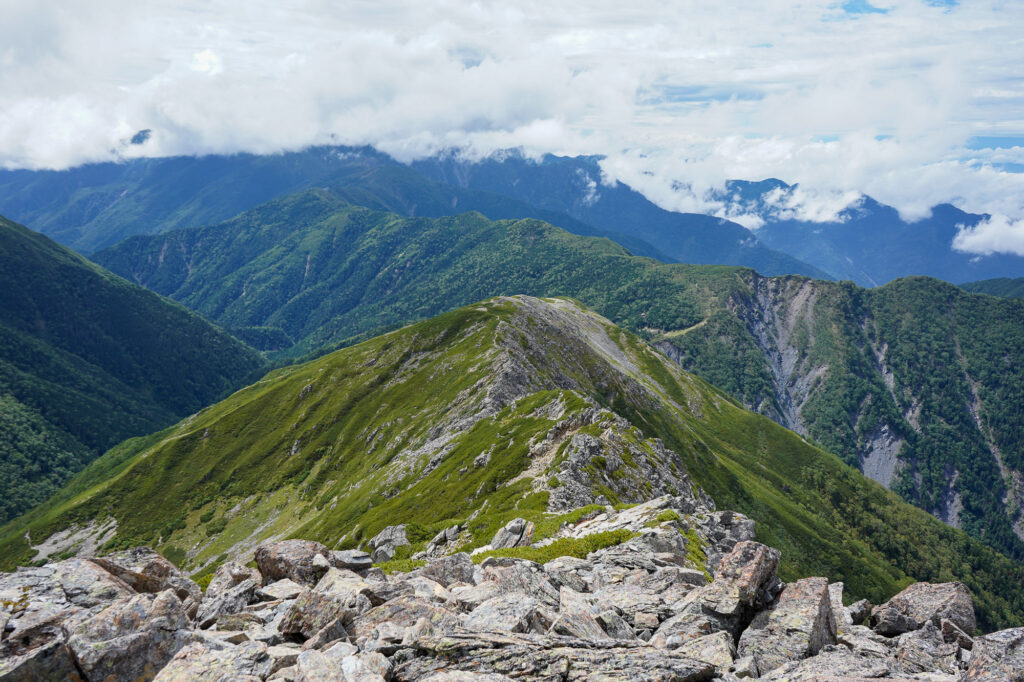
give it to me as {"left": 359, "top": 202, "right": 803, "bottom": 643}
{"left": 2, "top": 0, "right": 1024, "bottom": 255}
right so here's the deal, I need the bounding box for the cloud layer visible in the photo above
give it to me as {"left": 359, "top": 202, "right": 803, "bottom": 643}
{"left": 1, "top": 0, "right": 1024, "bottom": 254}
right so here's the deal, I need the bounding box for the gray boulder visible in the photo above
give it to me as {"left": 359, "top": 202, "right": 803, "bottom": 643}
{"left": 892, "top": 620, "right": 959, "bottom": 675}
{"left": 205, "top": 561, "right": 261, "bottom": 599}
{"left": 737, "top": 576, "right": 837, "bottom": 674}
{"left": 963, "top": 626, "right": 1024, "bottom": 681}
{"left": 330, "top": 550, "right": 373, "bottom": 573}
{"left": 870, "top": 581, "right": 975, "bottom": 637}
{"left": 418, "top": 552, "right": 475, "bottom": 588}
{"left": 465, "top": 593, "right": 554, "bottom": 634}
{"left": 675, "top": 630, "right": 736, "bottom": 669}
{"left": 153, "top": 640, "right": 273, "bottom": 681}
{"left": 90, "top": 546, "right": 202, "bottom": 616}
{"left": 255, "top": 540, "right": 331, "bottom": 587}
{"left": 67, "top": 589, "right": 194, "bottom": 682}
{"left": 196, "top": 578, "right": 258, "bottom": 629}
{"left": 369, "top": 525, "right": 409, "bottom": 563}
{"left": 347, "top": 594, "right": 463, "bottom": 641}
{"left": 480, "top": 560, "right": 559, "bottom": 608}
{"left": 490, "top": 518, "right": 534, "bottom": 550}
{"left": 280, "top": 568, "right": 382, "bottom": 639}
{"left": 0, "top": 640, "right": 81, "bottom": 681}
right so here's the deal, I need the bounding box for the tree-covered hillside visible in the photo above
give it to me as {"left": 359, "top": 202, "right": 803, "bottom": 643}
{"left": 960, "top": 277, "right": 1024, "bottom": 298}
{"left": 92, "top": 192, "right": 1024, "bottom": 564}
{"left": 0, "top": 215, "right": 264, "bottom": 524}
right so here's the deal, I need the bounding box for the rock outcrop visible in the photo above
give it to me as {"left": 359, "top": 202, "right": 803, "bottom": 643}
{"left": 0, "top": 495, "right": 1011, "bottom": 681}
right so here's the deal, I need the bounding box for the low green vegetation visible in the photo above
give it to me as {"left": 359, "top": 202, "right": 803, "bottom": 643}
{"left": 2, "top": 296, "right": 1022, "bottom": 630}
{"left": 960, "top": 277, "right": 1024, "bottom": 299}
{"left": 472, "top": 529, "right": 638, "bottom": 565}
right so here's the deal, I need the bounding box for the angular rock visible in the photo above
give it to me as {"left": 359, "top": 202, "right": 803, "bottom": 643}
{"left": 870, "top": 581, "right": 975, "bottom": 637}
{"left": 340, "top": 651, "right": 392, "bottom": 681}
{"left": 67, "top": 589, "right": 194, "bottom": 682}
{"left": 837, "top": 623, "right": 893, "bottom": 659}
{"left": 703, "top": 541, "right": 781, "bottom": 615}
{"left": 736, "top": 576, "right": 837, "bottom": 674}
{"left": 348, "top": 594, "right": 462, "bottom": 641}
{"left": 153, "top": 640, "right": 273, "bottom": 681}
{"left": 676, "top": 630, "right": 736, "bottom": 669}
{"left": 490, "top": 518, "right": 534, "bottom": 550}
{"left": 294, "top": 649, "right": 344, "bottom": 681}
{"left": 481, "top": 561, "right": 559, "bottom": 608}
{"left": 255, "top": 540, "right": 331, "bottom": 587}
{"left": 465, "top": 593, "right": 554, "bottom": 635}
{"left": 828, "top": 582, "right": 853, "bottom": 628}
{"left": 542, "top": 556, "right": 592, "bottom": 593}
{"left": 963, "top": 626, "right": 1024, "bottom": 681}
{"left": 280, "top": 568, "right": 381, "bottom": 639}
{"left": 369, "top": 526, "right": 409, "bottom": 564}
{"left": 892, "top": 621, "right": 959, "bottom": 675}
{"left": 206, "top": 561, "right": 262, "bottom": 599}
{"left": 847, "top": 598, "right": 872, "bottom": 625}
{"left": 731, "top": 655, "right": 757, "bottom": 679}
{"left": 595, "top": 610, "right": 635, "bottom": 640}
{"left": 0, "top": 640, "right": 81, "bottom": 681}
{"left": 330, "top": 550, "right": 373, "bottom": 573}
{"left": 393, "top": 631, "right": 715, "bottom": 681}
{"left": 405, "top": 576, "right": 458, "bottom": 608}
{"left": 760, "top": 647, "right": 894, "bottom": 681}
{"left": 450, "top": 581, "right": 501, "bottom": 612}
{"left": 260, "top": 579, "right": 305, "bottom": 601}
{"left": 90, "top": 546, "right": 202, "bottom": 612}
{"left": 419, "top": 553, "right": 475, "bottom": 588}
{"left": 196, "top": 578, "right": 258, "bottom": 629}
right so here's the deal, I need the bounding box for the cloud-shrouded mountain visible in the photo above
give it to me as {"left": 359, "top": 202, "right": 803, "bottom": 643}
{"left": 91, "top": 192, "right": 1024, "bottom": 566}
{"left": 0, "top": 147, "right": 824, "bottom": 278}
{"left": 721, "top": 179, "right": 1024, "bottom": 286}
{"left": 0, "top": 214, "right": 264, "bottom": 525}
{"left": 3, "top": 295, "right": 1022, "bottom": 630}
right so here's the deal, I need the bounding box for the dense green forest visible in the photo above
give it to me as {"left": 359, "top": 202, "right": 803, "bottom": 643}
{"left": 92, "top": 192, "right": 1024, "bottom": 563}
{"left": 0, "top": 215, "right": 264, "bottom": 524}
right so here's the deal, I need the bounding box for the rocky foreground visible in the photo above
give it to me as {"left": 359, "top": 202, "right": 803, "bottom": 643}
{"left": 1, "top": 496, "right": 1022, "bottom": 681}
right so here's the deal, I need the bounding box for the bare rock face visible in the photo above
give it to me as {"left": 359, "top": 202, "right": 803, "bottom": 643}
{"left": 737, "top": 577, "right": 837, "bottom": 674}
{"left": 650, "top": 541, "right": 781, "bottom": 647}
{"left": 67, "top": 589, "right": 194, "bottom": 682}
{"left": 280, "top": 568, "right": 382, "bottom": 640}
{"left": 196, "top": 578, "right": 259, "bottom": 629}
{"left": 255, "top": 540, "right": 332, "bottom": 587}
{"left": 153, "top": 640, "right": 273, "bottom": 681}
{"left": 369, "top": 526, "right": 409, "bottom": 564}
{"left": 490, "top": 518, "right": 534, "bottom": 550}
{"left": 465, "top": 593, "right": 555, "bottom": 634}
{"left": 891, "top": 620, "right": 959, "bottom": 675}
{"left": 392, "top": 631, "right": 716, "bottom": 681}
{"left": 963, "top": 626, "right": 1024, "bottom": 681}
{"left": 870, "top": 581, "right": 976, "bottom": 637}
{"left": 0, "top": 639, "right": 81, "bottom": 681}
{"left": 90, "top": 546, "right": 202, "bottom": 616}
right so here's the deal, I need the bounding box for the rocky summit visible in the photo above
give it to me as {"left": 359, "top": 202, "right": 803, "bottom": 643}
{"left": 2, "top": 494, "right": 1021, "bottom": 681}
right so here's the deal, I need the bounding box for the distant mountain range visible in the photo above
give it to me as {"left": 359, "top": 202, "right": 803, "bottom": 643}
{"left": 92, "top": 192, "right": 1024, "bottom": 565}
{"left": 0, "top": 214, "right": 263, "bottom": 524}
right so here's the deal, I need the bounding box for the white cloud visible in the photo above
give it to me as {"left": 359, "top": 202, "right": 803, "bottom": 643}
{"left": 0, "top": 0, "right": 1023, "bottom": 254}
{"left": 953, "top": 215, "right": 1024, "bottom": 257}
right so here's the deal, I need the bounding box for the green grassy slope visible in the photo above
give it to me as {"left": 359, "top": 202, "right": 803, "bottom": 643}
{"left": 0, "top": 215, "right": 265, "bottom": 524}
{"left": 2, "top": 297, "right": 1021, "bottom": 630}
{"left": 91, "top": 193, "right": 1024, "bottom": 563}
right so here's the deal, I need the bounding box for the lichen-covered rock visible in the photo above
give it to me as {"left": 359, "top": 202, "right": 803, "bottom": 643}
{"left": 465, "top": 593, "right": 555, "bottom": 634}
{"left": 675, "top": 630, "right": 736, "bottom": 669}
{"left": 90, "top": 547, "right": 201, "bottom": 615}
{"left": 760, "top": 647, "right": 894, "bottom": 680}
{"left": 870, "top": 581, "right": 975, "bottom": 637}
{"left": 450, "top": 581, "right": 501, "bottom": 612}
{"left": 153, "top": 640, "right": 273, "bottom": 681}
{"left": 418, "top": 553, "right": 475, "bottom": 588}
{"left": 280, "top": 568, "right": 381, "bottom": 639}
{"left": 393, "top": 631, "right": 715, "bottom": 681}
{"left": 294, "top": 649, "right": 343, "bottom": 681}
{"left": 255, "top": 540, "right": 331, "bottom": 587}
{"left": 403, "top": 576, "right": 458, "bottom": 608}
{"left": 347, "top": 594, "right": 463, "bottom": 641}
{"left": 542, "top": 556, "right": 593, "bottom": 593}
{"left": 205, "top": 562, "right": 262, "bottom": 600}
{"left": 369, "top": 526, "right": 409, "bottom": 564}
{"left": 259, "top": 579, "right": 305, "bottom": 601}
{"left": 329, "top": 550, "right": 373, "bottom": 573}
{"left": 490, "top": 518, "right": 534, "bottom": 550}
{"left": 196, "top": 578, "right": 258, "bottom": 629}
{"left": 480, "top": 560, "right": 559, "bottom": 608}
{"left": 595, "top": 610, "right": 635, "bottom": 640}
{"left": 963, "top": 626, "right": 1024, "bottom": 681}
{"left": 0, "top": 640, "right": 81, "bottom": 682}
{"left": 892, "top": 621, "right": 959, "bottom": 675}
{"left": 67, "top": 589, "right": 193, "bottom": 682}
{"left": 340, "top": 651, "right": 392, "bottom": 681}
{"left": 737, "top": 576, "right": 837, "bottom": 674}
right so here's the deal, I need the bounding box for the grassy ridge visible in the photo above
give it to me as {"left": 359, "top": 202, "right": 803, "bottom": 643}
{"left": 2, "top": 297, "right": 1021, "bottom": 630}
